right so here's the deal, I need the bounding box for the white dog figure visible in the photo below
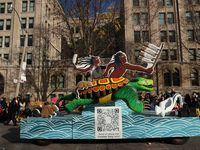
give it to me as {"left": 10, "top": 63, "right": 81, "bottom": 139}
{"left": 155, "top": 93, "right": 183, "bottom": 117}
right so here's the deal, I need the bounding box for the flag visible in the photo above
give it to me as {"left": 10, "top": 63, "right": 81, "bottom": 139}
{"left": 21, "top": 62, "right": 26, "bottom": 82}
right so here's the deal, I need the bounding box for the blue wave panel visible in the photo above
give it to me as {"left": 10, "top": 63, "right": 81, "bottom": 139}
{"left": 144, "top": 117, "right": 200, "bottom": 138}
{"left": 73, "top": 115, "right": 95, "bottom": 139}
{"left": 122, "top": 115, "right": 146, "bottom": 139}
{"left": 20, "top": 117, "right": 73, "bottom": 139}
{"left": 73, "top": 115, "right": 146, "bottom": 139}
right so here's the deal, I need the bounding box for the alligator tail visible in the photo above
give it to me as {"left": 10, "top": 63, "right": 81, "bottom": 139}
{"left": 55, "top": 94, "right": 75, "bottom": 105}
{"left": 113, "top": 85, "right": 144, "bottom": 112}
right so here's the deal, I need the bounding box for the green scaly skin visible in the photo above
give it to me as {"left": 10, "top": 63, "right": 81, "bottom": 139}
{"left": 55, "top": 77, "right": 153, "bottom": 113}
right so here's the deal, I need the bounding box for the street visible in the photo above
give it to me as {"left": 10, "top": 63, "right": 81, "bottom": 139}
{"left": 1, "top": 122, "right": 200, "bottom": 150}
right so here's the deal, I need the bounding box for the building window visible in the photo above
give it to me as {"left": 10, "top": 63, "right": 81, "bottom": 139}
{"left": 48, "top": 8, "right": 51, "bottom": 19}
{"left": 196, "top": 29, "right": 200, "bottom": 42}
{"left": 30, "top": 1, "right": 35, "bottom": 11}
{"left": 141, "top": 0, "right": 147, "bottom": 6}
{"left": 0, "top": 3, "right": 5, "bottom": 13}
{"left": 7, "top": 3, "right": 12, "bottom": 13}
{"left": 5, "top": 36, "right": 10, "bottom": 47}
{"left": 28, "top": 35, "right": 33, "bottom": 46}
{"left": 0, "top": 37, "right": 2, "bottom": 47}
{"left": 21, "top": 18, "right": 26, "bottom": 29}
{"left": 22, "top": 1, "right": 27, "bottom": 12}
{"left": 27, "top": 53, "right": 32, "bottom": 65}
{"left": 59, "top": 76, "right": 64, "bottom": 88}
{"left": 133, "top": 13, "right": 140, "bottom": 25}
{"left": 142, "top": 31, "right": 149, "bottom": 42}
{"left": 170, "top": 49, "right": 177, "bottom": 60}
{"left": 189, "top": 49, "right": 196, "bottom": 61}
{"left": 166, "top": 0, "right": 173, "bottom": 6}
{"left": 58, "top": 94, "right": 64, "bottom": 98}
{"left": 133, "top": 0, "right": 139, "bottom": 6}
{"left": 169, "top": 31, "right": 175, "bottom": 42}
{"left": 4, "top": 54, "right": 9, "bottom": 60}
{"left": 167, "top": 13, "right": 174, "bottom": 24}
{"left": 188, "top": 30, "right": 194, "bottom": 41}
{"left": 29, "top": 18, "right": 34, "bottom": 28}
{"left": 173, "top": 72, "right": 180, "bottom": 86}
{"left": 50, "top": 94, "right": 56, "bottom": 100}
{"left": 134, "top": 31, "right": 141, "bottom": 43}
{"left": 198, "top": 49, "right": 200, "bottom": 60}
{"left": 193, "top": 0, "right": 199, "bottom": 5}
{"left": 159, "top": 13, "right": 166, "bottom": 24}
{"left": 17, "top": 52, "right": 22, "bottom": 63}
{"left": 51, "top": 76, "right": 57, "bottom": 88}
{"left": 6, "top": 19, "right": 11, "bottom": 30}
{"left": 159, "top": 0, "right": 165, "bottom": 6}
{"left": 164, "top": 72, "right": 171, "bottom": 86}
{"left": 76, "top": 27, "right": 80, "bottom": 33}
{"left": 195, "top": 12, "right": 200, "bottom": 23}
{"left": 142, "top": 13, "right": 148, "bottom": 24}
{"left": 191, "top": 72, "right": 199, "bottom": 86}
{"left": 186, "top": 12, "right": 192, "bottom": 23}
{"left": 160, "top": 31, "right": 167, "bottom": 42}
{"left": 185, "top": 0, "right": 190, "bottom": 4}
{"left": 0, "top": 20, "right": 4, "bottom": 30}
{"left": 162, "top": 50, "right": 168, "bottom": 60}
{"left": 20, "top": 35, "right": 25, "bottom": 46}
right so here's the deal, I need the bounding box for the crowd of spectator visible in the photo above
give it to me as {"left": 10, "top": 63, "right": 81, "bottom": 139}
{"left": 139, "top": 88, "right": 200, "bottom": 111}
{"left": 0, "top": 89, "right": 200, "bottom": 125}
{"left": 0, "top": 96, "right": 32, "bottom": 126}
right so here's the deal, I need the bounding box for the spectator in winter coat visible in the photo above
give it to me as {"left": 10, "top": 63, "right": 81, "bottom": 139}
{"left": 4, "top": 98, "right": 18, "bottom": 126}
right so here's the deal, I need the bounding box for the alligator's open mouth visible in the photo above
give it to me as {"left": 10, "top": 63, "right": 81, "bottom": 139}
{"left": 143, "top": 85, "right": 153, "bottom": 89}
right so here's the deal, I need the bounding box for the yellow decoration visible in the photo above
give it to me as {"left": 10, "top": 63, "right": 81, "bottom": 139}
{"left": 98, "top": 94, "right": 113, "bottom": 104}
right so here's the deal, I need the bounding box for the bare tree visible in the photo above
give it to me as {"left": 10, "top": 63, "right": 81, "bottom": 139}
{"left": 53, "top": 0, "right": 122, "bottom": 58}
{"left": 18, "top": 24, "right": 68, "bottom": 101}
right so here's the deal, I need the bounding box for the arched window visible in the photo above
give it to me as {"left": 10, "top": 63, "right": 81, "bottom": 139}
{"left": 51, "top": 74, "right": 65, "bottom": 88}
{"left": 173, "top": 68, "right": 180, "bottom": 86}
{"left": 164, "top": 70, "right": 171, "bottom": 86}
{"left": 191, "top": 69, "right": 199, "bottom": 86}
{"left": 58, "top": 76, "right": 64, "bottom": 88}
{"left": 51, "top": 75, "right": 57, "bottom": 88}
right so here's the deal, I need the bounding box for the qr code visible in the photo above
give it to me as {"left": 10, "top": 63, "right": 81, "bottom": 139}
{"left": 96, "top": 108, "right": 120, "bottom": 132}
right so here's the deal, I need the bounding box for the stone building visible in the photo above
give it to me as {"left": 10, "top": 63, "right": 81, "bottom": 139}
{"left": 123, "top": 0, "right": 200, "bottom": 96}
{"left": 0, "top": 0, "right": 73, "bottom": 101}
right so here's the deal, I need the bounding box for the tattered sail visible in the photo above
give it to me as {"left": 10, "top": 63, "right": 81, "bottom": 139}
{"left": 138, "top": 42, "right": 164, "bottom": 69}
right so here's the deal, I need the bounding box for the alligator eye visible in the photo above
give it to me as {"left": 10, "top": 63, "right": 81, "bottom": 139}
{"left": 145, "top": 80, "right": 149, "bottom": 83}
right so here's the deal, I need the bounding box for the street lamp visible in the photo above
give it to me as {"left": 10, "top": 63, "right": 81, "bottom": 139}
{"left": 8, "top": 4, "right": 28, "bottom": 97}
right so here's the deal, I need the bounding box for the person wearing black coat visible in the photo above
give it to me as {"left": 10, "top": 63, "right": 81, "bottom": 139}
{"left": 0, "top": 98, "right": 8, "bottom": 123}
{"left": 4, "top": 98, "right": 18, "bottom": 126}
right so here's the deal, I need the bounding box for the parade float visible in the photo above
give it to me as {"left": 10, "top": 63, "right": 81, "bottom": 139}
{"left": 20, "top": 42, "right": 200, "bottom": 145}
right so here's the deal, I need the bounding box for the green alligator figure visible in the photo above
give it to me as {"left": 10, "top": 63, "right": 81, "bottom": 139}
{"left": 55, "top": 77, "right": 153, "bottom": 113}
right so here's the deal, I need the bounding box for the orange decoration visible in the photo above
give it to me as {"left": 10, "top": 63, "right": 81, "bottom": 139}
{"left": 106, "top": 84, "right": 111, "bottom": 90}
{"left": 83, "top": 89, "right": 87, "bottom": 94}
{"left": 118, "top": 82, "right": 123, "bottom": 87}
{"left": 88, "top": 88, "right": 92, "bottom": 93}
{"left": 112, "top": 84, "right": 117, "bottom": 89}
{"left": 100, "top": 86, "right": 105, "bottom": 91}
{"left": 93, "top": 87, "right": 99, "bottom": 92}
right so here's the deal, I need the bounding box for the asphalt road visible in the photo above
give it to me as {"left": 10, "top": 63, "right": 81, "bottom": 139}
{"left": 1, "top": 122, "right": 200, "bottom": 150}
